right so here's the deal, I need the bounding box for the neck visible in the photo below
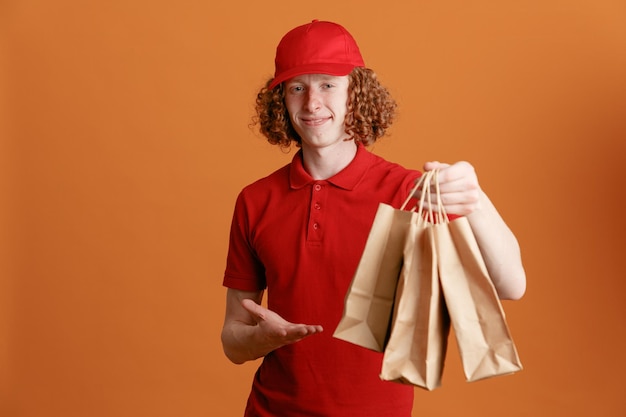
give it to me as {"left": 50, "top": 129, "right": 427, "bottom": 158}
{"left": 301, "top": 140, "right": 358, "bottom": 180}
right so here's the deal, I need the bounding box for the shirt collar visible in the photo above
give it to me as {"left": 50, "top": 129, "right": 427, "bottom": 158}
{"left": 289, "top": 142, "right": 372, "bottom": 190}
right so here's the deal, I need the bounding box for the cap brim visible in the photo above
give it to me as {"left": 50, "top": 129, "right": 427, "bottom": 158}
{"left": 269, "top": 63, "right": 358, "bottom": 89}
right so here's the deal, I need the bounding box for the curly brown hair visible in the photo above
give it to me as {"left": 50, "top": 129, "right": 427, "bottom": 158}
{"left": 253, "top": 67, "right": 397, "bottom": 149}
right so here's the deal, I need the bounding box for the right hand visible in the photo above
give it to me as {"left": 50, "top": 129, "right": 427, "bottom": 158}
{"left": 241, "top": 298, "right": 323, "bottom": 350}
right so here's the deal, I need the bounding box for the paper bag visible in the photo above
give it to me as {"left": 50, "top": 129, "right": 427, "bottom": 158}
{"left": 333, "top": 202, "right": 416, "bottom": 351}
{"left": 434, "top": 196, "right": 523, "bottom": 382}
{"left": 379, "top": 201, "right": 450, "bottom": 390}
{"left": 334, "top": 176, "right": 427, "bottom": 352}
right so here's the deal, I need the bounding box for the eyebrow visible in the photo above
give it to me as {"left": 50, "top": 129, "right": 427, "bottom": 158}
{"left": 287, "top": 75, "right": 344, "bottom": 84}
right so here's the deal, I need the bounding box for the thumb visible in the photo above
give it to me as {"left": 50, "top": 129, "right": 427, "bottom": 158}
{"left": 241, "top": 298, "right": 267, "bottom": 321}
{"left": 423, "top": 161, "right": 450, "bottom": 171}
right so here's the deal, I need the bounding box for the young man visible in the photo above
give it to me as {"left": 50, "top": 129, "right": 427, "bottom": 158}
{"left": 221, "top": 20, "right": 526, "bottom": 417}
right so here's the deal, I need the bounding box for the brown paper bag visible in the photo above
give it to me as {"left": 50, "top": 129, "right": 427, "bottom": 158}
{"left": 432, "top": 173, "right": 523, "bottom": 382}
{"left": 333, "top": 176, "right": 426, "bottom": 352}
{"left": 380, "top": 171, "right": 450, "bottom": 390}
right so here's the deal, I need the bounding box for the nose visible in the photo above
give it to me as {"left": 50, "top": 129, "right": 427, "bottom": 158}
{"left": 304, "top": 89, "right": 321, "bottom": 112}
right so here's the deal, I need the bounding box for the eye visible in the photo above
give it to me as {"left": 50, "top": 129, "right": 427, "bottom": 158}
{"left": 289, "top": 85, "right": 305, "bottom": 93}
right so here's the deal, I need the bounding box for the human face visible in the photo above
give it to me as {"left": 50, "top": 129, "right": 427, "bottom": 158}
{"left": 283, "top": 74, "right": 350, "bottom": 152}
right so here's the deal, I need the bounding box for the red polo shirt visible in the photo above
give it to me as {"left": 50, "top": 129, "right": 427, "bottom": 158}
{"left": 224, "top": 143, "right": 421, "bottom": 417}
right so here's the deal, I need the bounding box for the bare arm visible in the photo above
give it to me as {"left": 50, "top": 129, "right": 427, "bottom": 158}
{"left": 465, "top": 190, "right": 526, "bottom": 300}
{"left": 419, "top": 161, "right": 526, "bottom": 300}
{"left": 221, "top": 288, "right": 324, "bottom": 364}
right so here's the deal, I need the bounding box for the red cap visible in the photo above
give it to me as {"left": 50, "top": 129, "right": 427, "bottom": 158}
{"left": 269, "top": 20, "right": 365, "bottom": 89}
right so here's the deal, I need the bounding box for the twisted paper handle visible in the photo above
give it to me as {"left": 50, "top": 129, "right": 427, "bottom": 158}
{"left": 400, "top": 170, "right": 447, "bottom": 224}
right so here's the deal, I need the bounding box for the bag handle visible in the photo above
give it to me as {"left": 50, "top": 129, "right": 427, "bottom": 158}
{"left": 400, "top": 173, "right": 427, "bottom": 211}
{"left": 401, "top": 170, "right": 447, "bottom": 225}
{"left": 400, "top": 170, "right": 436, "bottom": 213}
{"left": 433, "top": 169, "right": 449, "bottom": 224}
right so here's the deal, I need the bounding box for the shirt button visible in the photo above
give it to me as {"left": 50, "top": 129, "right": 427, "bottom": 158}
{"left": 314, "top": 184, "right": 322, "bottom": 191}
{"left": 313, "top": 223, "right": 320, "bottom": 230}
{"left": 314, "top": 203, "right": 321, "bottom": 210}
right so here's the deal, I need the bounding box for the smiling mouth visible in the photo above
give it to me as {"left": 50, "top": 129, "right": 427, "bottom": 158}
{"left": 302, "top": 117, "right": 329, "bottom": 126}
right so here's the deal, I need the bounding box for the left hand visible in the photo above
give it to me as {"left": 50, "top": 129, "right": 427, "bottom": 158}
{"left": 414, "top": 161, "right": 482, "bottom": 216}
{"left": 414, "top": 161, "right": 526, "bottom": 300}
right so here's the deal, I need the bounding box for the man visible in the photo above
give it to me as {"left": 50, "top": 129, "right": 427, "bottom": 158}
{"left": 221, "top": 20, "right": 525, "bottom": 417}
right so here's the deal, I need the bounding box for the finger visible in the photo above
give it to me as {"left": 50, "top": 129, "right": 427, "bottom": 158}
{"left": 423, "top": 161, "right": 450, "bottom": 172}
{"left": 421, "top": 187, "right": 480, "bottom": 207}
{"left": 284, "top": 324, "right": 324, "bottom": 343}
{"left": 241, "top": 298, "right": 267, "bottom": 320}
{"left": 288, "top": 323, "right": 323, "bottom": 336}
{"left": 416, "top": 199, "right": 478, "bottom": 217}
{"left": 304, "top": 324, "right": 324, "bottom": 334}
{"left": 436, "top": 161, "right": 477, "bottom": 184}
{"left": 414, "top": 182, "right": 478, "bottom": 201}
{"left": 433, "top": 177, "right": 480, "bottom": 195}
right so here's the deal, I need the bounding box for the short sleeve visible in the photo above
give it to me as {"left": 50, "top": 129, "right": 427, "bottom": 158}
{"left": 222, "top": 191, "right": 266, "bottom": 291}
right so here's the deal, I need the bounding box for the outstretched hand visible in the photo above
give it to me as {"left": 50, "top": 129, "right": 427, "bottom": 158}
{"left": 241, "top": 298, "right": 323, "bottom": 351}
{"left": 415, "top": 161, "right": 482, "bottom": 216}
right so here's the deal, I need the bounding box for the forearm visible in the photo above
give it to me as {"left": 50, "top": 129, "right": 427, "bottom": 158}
{"left": 221, "top": 289, "right": 274, "bottom": 364}
{"left": 466, "top": 191, "right": 526, "bottom": 300}
{"left": 221, "top": 320, "right": 276, "bottom": 365}
{"left": 221, "top": 289, "right": 323, "bottom": 364}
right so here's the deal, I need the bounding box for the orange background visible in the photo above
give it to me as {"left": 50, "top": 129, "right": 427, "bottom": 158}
{"left": 2, "top": 1, "right": 626, "bottom": 416}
